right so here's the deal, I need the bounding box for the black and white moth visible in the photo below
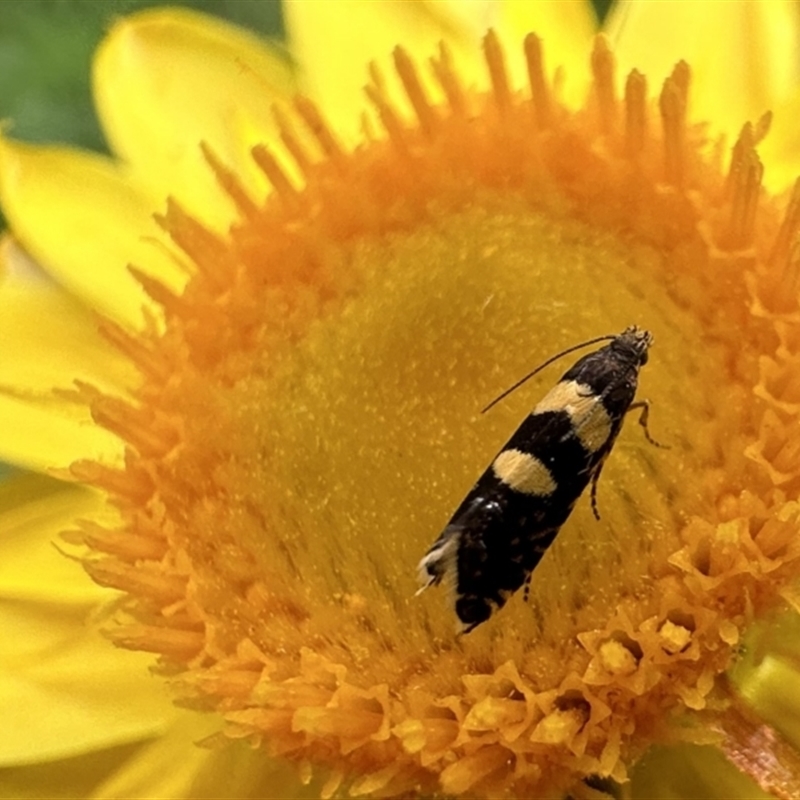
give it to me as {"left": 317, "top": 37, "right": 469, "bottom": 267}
{"left": 417, "top": 325, "right": 661, "bottom": 633}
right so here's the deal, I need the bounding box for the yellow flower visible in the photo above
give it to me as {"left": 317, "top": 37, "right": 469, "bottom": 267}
{"left": 4, "top": 1, "right": 800, "bottom": 797}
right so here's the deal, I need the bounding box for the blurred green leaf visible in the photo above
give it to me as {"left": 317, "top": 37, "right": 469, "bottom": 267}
{"left": 0, "top": 0, "right": 284, "bottom": 233}
{"left": 592, "top": 0, "right": 613, "bottom": 23}
{"left": 0, "top": 0, "right": 283, "bottom": 152}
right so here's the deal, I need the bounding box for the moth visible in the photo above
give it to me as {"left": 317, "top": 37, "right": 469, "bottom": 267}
{"left": 417, "top": 325, "right": 661, "bottom": 633}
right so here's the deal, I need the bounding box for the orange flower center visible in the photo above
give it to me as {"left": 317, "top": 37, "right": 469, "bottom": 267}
{"left": 73, "top": 33, "right": 800, "bottom": 798}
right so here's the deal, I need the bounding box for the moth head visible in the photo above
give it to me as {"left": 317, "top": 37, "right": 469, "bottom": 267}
{"left": 616, "top": 325, "right": 654, "bottom": 365}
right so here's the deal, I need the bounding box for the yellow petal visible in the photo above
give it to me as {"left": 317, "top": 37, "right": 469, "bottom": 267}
{"left": 0, "top": 238, "right": 135, "bottom": 397}
{"left": 607, "top": 0, "right": 800, "bottom": 140}
{"left": 88, "top": 713, "right": 221, "bottom": 800}
{"left": 495, "top": 0, "right": 598, "bottom": 108}
{"left": 0, "top": 627, "right": 175, "bottom": 765}
{"left": 90, "top": 712, "right": 317, "bottom": 800}
{"left": 0, "top": 742, "right": 143, "bottom": 800}
{"left": 93, "top": 7, "right": 295, "bottom": 230}
{"left": 0, "top": 474, "right": 110, "bottom": 604}
{"left": 0, "top": 475, "right": 176, "bottom": 765}
{"left": 285, "top": 0, "right": 494, "bottom": 144}
{"left": 759, "top": 88, "right": 800, "bottom": 192}
{"left": 287, "top": 0, "right": 598, "bottom": 143}
{"left": 0, "top": 137, "right": 184, "bottom": 329}
{"left": 0, "top": 392, "right": 123, "bottom": 473}
{"left": 0, "top": 239, "right": 126, "bottom": 473}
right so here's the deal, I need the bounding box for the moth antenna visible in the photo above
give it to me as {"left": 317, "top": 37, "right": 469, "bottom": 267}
{"left": 481, "top": 333, "right": 617, "bottom": 413}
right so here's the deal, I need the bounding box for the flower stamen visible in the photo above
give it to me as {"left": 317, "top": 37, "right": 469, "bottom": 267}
{"left": 432, "top": 41, "right": 467, "bottom": 119}
{"left": 659, "top": 63, "right": 689, "bottom": 187}
{"left": 624, "top": 69, "right": 647, "bottom": 158}
{"left": 591, "top": 35, "right": 617, "bottom": 135}
{"left": 484, "top": 30, "right": 511, "bottom": 115}
{"left": 394, "top": 46, "right": 438, "bottom": 137}
{"left": 200, "top": 141, "right": 260, "bottom": 221}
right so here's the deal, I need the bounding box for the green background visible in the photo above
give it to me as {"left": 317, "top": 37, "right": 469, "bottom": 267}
{"left": 0, "top": 0, "right": 286, "bottom": 153}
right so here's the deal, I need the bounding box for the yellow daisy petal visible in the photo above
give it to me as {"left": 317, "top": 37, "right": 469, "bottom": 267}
{"left": 0, "top": 742, "right": 143, "bottom": 800}
{"left": 496, "top": 0, "right": 598, "bottom": 107}
{"left": 93, "top": 7, "right": 295, "bottom": 230}
{"left": 0, "top": 475, "right": 176, "bottom": 765}
{"left": 0, "top": 474, "right": 110, "bottom": 604}
{"left": 0, "top": 627, "right": 174, "bottom": 765}
{"left": 0, "top": 238, "right": 135, "bottom": 397}
{"left": 0, "top": 137, "right": 183, "bottom": 328}
{"left": 608, "top": 0, "right": 800, "bottom": 149}
{"left": 759, "top": 88, "right": 800, "bottom": 191}
{"left": 90, "top": 712, "right": 316, "bottom": 800}
{"left": 0, "top": 393, "right": 122, "bottom": 473}
{"left": 287, "top": 0, "right": 598, "bottom": 140}
{"left": 285, "top": 0, "right": 495, "bottom": 143}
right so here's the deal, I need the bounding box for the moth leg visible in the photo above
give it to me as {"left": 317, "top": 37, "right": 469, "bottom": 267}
{"left": 590, "top": 401, "right": 665, "bottom": 521}
{"left": 523, "top": 572, "right": 532, "bottom": 603}
{"left": 627, "top": 400, "right": 669, "bottom": 449}
{"left": 590, "top": 456, "right": 608, "bottom": 521}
